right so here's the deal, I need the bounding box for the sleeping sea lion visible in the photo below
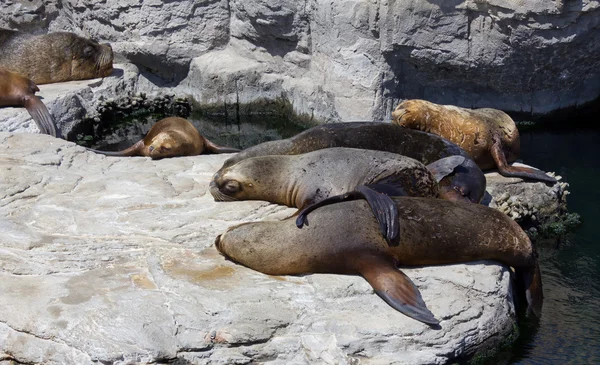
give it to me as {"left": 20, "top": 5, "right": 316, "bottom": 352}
{"left": 391, "top": 99, "right": 556, "bottom": 184}
{"left": 215, "top": 196, "right": 543, "bottom": 325}
{"left": 0, "top": 29, "right": 113, "bottom": 85}
{"left": 0, "top": 68, "right": 58, "bottom": 137}
{"left": 89, "top": 117, "right": 240, "bottom": 160}
{"left": 218, "top": 122, "right": 486, "bottom": 204}
{"left": 210, "top": 148, "right": 459, "bottom": 245}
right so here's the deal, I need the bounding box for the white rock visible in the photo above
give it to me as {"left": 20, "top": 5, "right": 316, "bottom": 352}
{"left": 0, "top": 132, "right": 517, "bottom": 364}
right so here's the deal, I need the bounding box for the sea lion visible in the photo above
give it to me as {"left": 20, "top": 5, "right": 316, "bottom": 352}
{"left": 0, "top": 68, "right": 58, "bottom": 137}
{"left": 211, "top": 148, "right": 456, "bottom": 245}
{"left": 89, "top": 117, "right": 240, "bottom": 159}
{"left": 391, "top": 99, "right": 557, "bottom": 184}
{"left": 215, "top": 196, "right": 543, "bottom": 325}
{"left": 0, "top": 29, "right": 113, "bottom": 85}
{"left": 218, "top": 122, "right": 486, "bottom": 204}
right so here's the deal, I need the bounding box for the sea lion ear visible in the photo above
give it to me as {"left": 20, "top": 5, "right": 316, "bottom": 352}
{"left": 426, "top": 156, "right": 466, "bottom": 182}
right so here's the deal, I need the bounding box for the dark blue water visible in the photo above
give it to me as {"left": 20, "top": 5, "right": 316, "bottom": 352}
{"left": 509, "top": 129, "right": 600, "bottom": 364}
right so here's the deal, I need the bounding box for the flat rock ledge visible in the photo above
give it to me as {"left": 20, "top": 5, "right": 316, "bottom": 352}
{"left": 0, "top": 132, "right": 521, "bottom": 365}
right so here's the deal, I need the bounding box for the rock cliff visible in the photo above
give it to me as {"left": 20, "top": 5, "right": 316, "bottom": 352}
{"left": 2, "top": 0, "right": 599, "bottom": 121}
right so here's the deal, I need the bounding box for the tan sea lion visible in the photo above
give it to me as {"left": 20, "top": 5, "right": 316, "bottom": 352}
{"left": 89, "top": 117, "right": 240, "bottom": 160}
{"left": 0, "top": 29, "right": 113, "bottom": 85}
{"left": 0, "top": 68, "right": 58, "bottom": 137}
{"left": 215, "top": 196, "right": 543, "bottom": 325}
{"left": 211, "top": 148, "right": 467, "bottom": 245}
{"left": 391, "top": 99, "right": 556, "bottom": 184}
{"left": 218, "top": 122, "right": 487, "bottom": 204}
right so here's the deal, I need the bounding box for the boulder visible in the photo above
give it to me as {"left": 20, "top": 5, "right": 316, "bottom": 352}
{"left": 0, "top": 132, "right": 518, "bottom": 364}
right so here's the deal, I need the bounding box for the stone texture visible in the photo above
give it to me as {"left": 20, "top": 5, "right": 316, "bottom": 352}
{"left": 0, "top": 131, "right": 521, "bottom": 365}
{"left": 2, "top": 0, "right": 599, "bottom": 121}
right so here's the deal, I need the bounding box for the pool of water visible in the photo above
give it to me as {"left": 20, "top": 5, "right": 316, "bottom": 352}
{"left": 506, "top": 129, "right": 600, "bottom": 365}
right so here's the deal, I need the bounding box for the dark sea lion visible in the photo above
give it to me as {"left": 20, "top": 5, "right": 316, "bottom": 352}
{"left": 215, "top": 196, "right": 543, "bottom": 325}
{"left": 0, "top": 68, "right": 58, "bottom": 137}
{"left": 0, "top": 29, "right": 113, "bottom": 85}
{"left": 218, "top": 122, "right": 486, "bottom": 204}
{"left": 89, "top": 117, "right": 240, "bottom": 160}
{"left": 392, "top": 99, "right": 557, "bottom": 184}
{"left": 211, "top": 147, "right": 454, "bottom": 245}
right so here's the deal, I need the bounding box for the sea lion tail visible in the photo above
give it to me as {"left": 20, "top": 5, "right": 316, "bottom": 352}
{"left": 23, "top": 96, "right": 59, "bottom": 138}
{"left": 490, "top": 137, "right": 557, "bottom": 184}
{"left": 204, "top": 138, "right": 241, "bottom": 154}
{"left": 359, "top": 254, "right": 439, "bottom": 326}
{"left": 296, "top": 185, "right": 400, "bottom": 246}
{"left": 515, "top": 260, "right": 544, "bottom": 318}
{"left": 87, "top": 140, "right": 144, "bottom": 157}
{"left": 426, "top": 156, "right": 466, "bottom": 182}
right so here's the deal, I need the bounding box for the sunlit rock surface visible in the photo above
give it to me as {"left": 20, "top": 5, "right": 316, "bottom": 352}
{"left": 0, "top": 132, "right": 521, "bottom": 365}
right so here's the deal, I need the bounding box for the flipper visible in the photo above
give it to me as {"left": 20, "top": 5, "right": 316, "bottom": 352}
{"left": 359, "top": 254, "right": 439, "bottom": 325}
{"left": 490, "top": 137, "right": 557, "bottom": 184}
{"left": 87, "top": 140, "right": 144, "bottom": 157}
{"left": 426, "top": 156, "right": 466, "bottom": 182}
{"left": 204, "top": 138, "right": 241, "bottom": 154}
{"left": 296, "top": 185, "right": 400, "bottom": 246}
{"left": 23, "top": 96, "right": 59, "bottom": 138}
{"left": 515, "top": 260, "right": 544, "bottom": 318}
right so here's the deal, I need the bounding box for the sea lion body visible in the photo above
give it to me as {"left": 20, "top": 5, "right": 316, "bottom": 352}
{"left": 0, "top": 68, "right": 58, "bottom": 137}
{"left": 0, "top": 29, "right": 113, "bottom": 85}
{"left": 216, "top": 197, "right": 543, "bottom": 325}
{"left": 90, "top": 117, "right": 240, "bottom": 160}
{"left": 218, "top": 122, "right": 486, "bottom": 203}
{"left": 210, "top": 147, "right": 439, "bottom": 207}
{"left": 392, "top": 99, "right": 556, "bottom": 183}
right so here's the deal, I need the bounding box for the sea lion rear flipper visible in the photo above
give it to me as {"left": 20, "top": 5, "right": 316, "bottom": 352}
{"left": 296, "top": 185, "right": 400, "bottom": 246}
{"left": 490, "top": 137, "right": 557, "bottom": 184}
{"left": 516, "top": 261, "right": 544, "bottom": 318}
{"left": 426, "top": 156, "right": 466, "bottom": 182}
{"left": 359, "top": 255, "right": 439, "bottom": 326}
{"left": 23, "top": 96, "right": 59, "bottom": 137}
{"left": 204, "top": 138, "right": 241, "bottom": 154}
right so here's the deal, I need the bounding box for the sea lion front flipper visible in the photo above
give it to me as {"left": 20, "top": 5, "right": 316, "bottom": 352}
{"left": 23, "top": 96, "right": 59, "bottom": 137}
{"left": 490, "top": 137, "right": 557, "bottom": 184}
{"left": 426, "top": 156, "right": 466, "bottom": 182}
{"left": 87, "top": 140, "right": 145, "bottom": 157}
{"left": 359, "top": 254, "right": 439, "bottom": 326}
{"left": 296, "top": 185, "right": 400, "bottom": 247}
{"left": 359, "top": 185, "right": 400, "bottom": 247}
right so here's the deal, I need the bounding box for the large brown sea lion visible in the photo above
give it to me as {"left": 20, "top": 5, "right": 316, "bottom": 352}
{"left": 215, "top": 196, "right": 543, "bottom": 325}
{"left": 218, "top": 122, "right": 487, "bottom": 204}
{"left": 0, "top": 29, "right": 113, "bottom": 85}
{"left": 89, "top": 117, "right": 240, "bottom": 160}
{"left": 391, "top": 99, "right": 556, "bottom": 184}
{"left": 0, "top": 68, "right": 58, "bottom": 137}
{"left": 210, "top": 148, "right": 462, "bottom": 245}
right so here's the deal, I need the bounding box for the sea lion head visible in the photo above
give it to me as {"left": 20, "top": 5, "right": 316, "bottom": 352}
{"left": 62, "top": 33, "right": 114, "bottom": 80}
{"left": 426, "top": 156, "right": 486, "bottom": 204}
{"left": 147, "top": 132, "right": 183, "bottom": 159}
{"left": 210, "top": 157, "right": 279, "bottom": 202}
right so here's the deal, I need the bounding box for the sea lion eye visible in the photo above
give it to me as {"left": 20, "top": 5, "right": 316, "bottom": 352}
{"left": 223, "top": 180, "right": 241, "bottom": 194}
{"left": 83, "top": 45, "right": 94, "bottom": 57}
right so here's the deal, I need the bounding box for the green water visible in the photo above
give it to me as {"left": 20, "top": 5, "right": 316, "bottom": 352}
{"left": 508, "top": 129, "right": 600, "bottom": 364}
